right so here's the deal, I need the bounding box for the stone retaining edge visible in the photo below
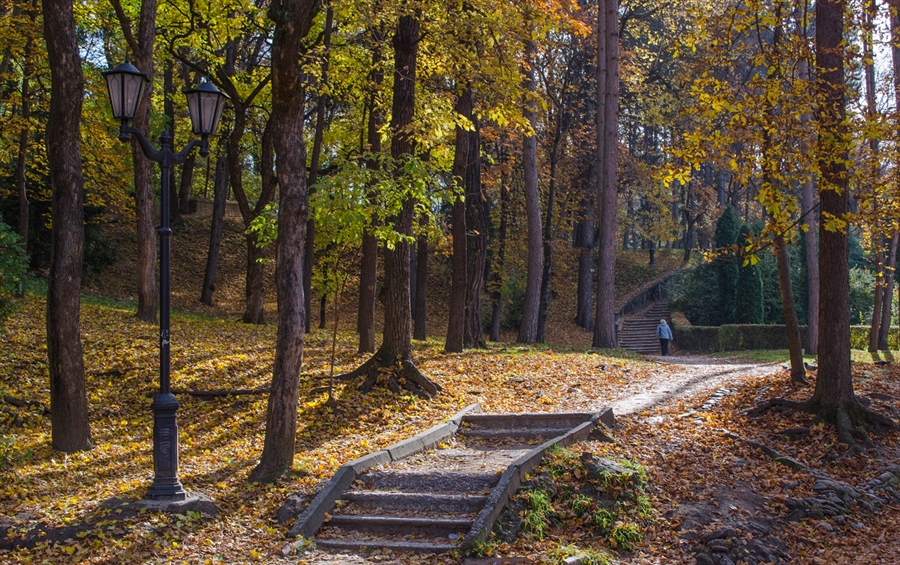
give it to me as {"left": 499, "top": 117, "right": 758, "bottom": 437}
{"left": 283, "top": 403, "right": 482, "bottom": 553}
{"left": 461, "top": 409, "right": 614, "bottom": 552}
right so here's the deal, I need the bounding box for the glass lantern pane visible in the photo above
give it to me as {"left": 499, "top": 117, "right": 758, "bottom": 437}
{"left": 210, "top": 97, "right": 226, "bottom": 135}
{"left": 122, "top": 74, "right": 144, "bottom": 119}
{"left": 105, "top": 73, "right": 123, "bottom": 118}
{"left": 200, "top": 93, "right": 218, "bottom": 135}
{"left": 187, "top": 92, "right": 201, "bottom": 135}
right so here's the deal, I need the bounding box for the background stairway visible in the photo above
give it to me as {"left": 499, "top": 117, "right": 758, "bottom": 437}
{"left": 618, "top": 300, "right": 671, "bottom": 354}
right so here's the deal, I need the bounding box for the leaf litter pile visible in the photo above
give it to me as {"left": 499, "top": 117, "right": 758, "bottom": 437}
{"left": 1, "top": 294, "right": 899, "bottom": 564}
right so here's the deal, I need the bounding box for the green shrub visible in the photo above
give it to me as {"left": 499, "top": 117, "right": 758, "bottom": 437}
{"left": 735, "top": 225, "right": 763, "bottom": 324}
{"left": 0, "top": 221, "right": 28, "bottom": 325}
{"left": 849, "top": 267, "right": 875, "bottom": 325}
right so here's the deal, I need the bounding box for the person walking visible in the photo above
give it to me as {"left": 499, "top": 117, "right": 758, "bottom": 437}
{"left": 656, "top": 318, "right": 673, "bottom": 356}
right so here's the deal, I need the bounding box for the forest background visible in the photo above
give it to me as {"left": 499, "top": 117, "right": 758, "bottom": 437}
{"left": 2, "top": 0, "right": 900, "bottom": 561}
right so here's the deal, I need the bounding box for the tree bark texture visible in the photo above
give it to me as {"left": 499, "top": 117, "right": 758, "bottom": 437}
{"left": 464, "top": 117, "right": 487, "bottom": 349}
{"left": 864, "top": 0, "right": 883, "bottom": 353}
{"left": 304, "top": 6, "right": 334, "bottom": 333}
{"left": 806, "top": 0, "right": 886, "bottom": 442}
{"left": 43, "top": 0, "right": 92, "bottom": 452}
{"left": 338, "top": 13, "right": 440, "bottom": 400}
{"left": 357, "top": 25, "right": 385, "bottom": 354}
{"left": 796, "top": 16, "right": 819, "bottom": 355}
{"left": 178, "top": 154, "right": 195, "bottom": 216}
{"left": 250, "top": 0, "right": 317, "bottom": 482}
{"left": 414, "top": 223, "right": 428, "bottom": 341}
{"left": 200, "top": 155, "right": 229, "bottom": 306}
{"left": 775, "top": 238, "right": 806, "bottom": 383}
{"left": 593, "top": 0, "right": 619, "bottom": 348}
{"left": 537, "top": 103, "right": 563, "bottom": 343}
{"left": 163, "top": 59, "right": 182, "bottom": 226}
{"left": 489, "top": 170, "right": 509, "bottom": 342}
{"left": 575, "top": 166, "right": 596, "bottom": 330}
{"left": 15, "top": 5, "right": 35, "bottom": 248}
{"left": 445, "top": 86, "right": 472, "bottom": 353}
{"left": 517, "top": 35, "right": 543, "bottom": 344}
{"left": 110, "top": 0, "right": 158, "bottom": 323}
{"left": 878, "top": 232, "right": 898, "bottom": 350}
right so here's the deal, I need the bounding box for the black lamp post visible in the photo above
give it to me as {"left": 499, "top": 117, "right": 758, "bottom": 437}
{"left": 104, "top": 61, "right": 228, "bottom": 501}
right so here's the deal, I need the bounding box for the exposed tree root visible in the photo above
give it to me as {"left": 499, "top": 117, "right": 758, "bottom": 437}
{"left": 750, "top": 394, "right": 898, "bottom": 456}
{"left": 722, "top": 429, "right": 811, "bottom": 472}
{"left": 1, "top": 394, "right": 49, "bottom": 414}
{"left": 336, "top": 355, "right": 441, "bottom": 400}
{"left": 748, "top": 397, "right": 806, "bottom": 418}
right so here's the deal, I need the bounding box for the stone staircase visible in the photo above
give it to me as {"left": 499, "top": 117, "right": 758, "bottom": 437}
{"left": 283, "top": 408, "right": 613, "bottom": 556}
{"left": 618, "top": 300, "right": 671, "bottom": 354}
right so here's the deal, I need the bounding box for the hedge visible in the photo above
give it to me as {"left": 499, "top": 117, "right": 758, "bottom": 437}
{"left": 675, "top": 324, "right": 900, "bottom": 352}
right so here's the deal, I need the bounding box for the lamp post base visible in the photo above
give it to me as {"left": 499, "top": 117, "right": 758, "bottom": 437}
{"left": 148, "top": 392, "right": 186, "bottom": 500}
{"left": 136, "top": 491, "right": 219, "bottom": 516}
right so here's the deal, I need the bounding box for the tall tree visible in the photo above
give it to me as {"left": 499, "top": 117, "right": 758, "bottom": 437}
{"left": 43, "top": 0, "right": 92, "bottom": 453}
{"left": 200, "top": 154, "right": 229, "bottom": 306}
{"left": 250, "top": 0, "right": 318, "bottom": 482}
{"left": 110, "top": 0, "right": 159, "bottom": 323}
{"left": 464, "top": 115, "right": 488, "bottom": 349}
{"left": 517, "top": 31, "right": 543, "bottom": 344}
{"left": 445, "top": 86, "right": 473, "bottom": 353}
{"left": 338, "top": 11, "right": 440, "bottom": 399}
{"left": 305, "top": 5, "right": 334, "bottom": 333}
{"left": 593, "top": 0, "right": 619, "bottom": 348}
{"left": 357, "top": 24, "right": 385, "bottom": 354}
{"left": 806, "top": 0, "right": 896, "bottom": 443}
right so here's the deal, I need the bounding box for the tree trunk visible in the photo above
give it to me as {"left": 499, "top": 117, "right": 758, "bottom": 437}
{"left": 357, "top": 26, "right": 384, "bottom": 354}
{"left": 517, "top": 34, "right": 543, "bottom": 345}
{"left": 464, "top": 117, "right": 487, "bottom": 349}
{"left": 15, "top": 26, "right": 34, "bottom": 251}
{"left": 775, "top": 237, "right": 807, "bottom": 383}
{"left": 339, "top": 13, "right": 439, "bottom": 399}
{"left": 878, "top": 232, "right": 898, "bottom": 350}
{"left": 489, "top": 169, "right": 509, "bottom": 342}
{"left": 200, "top": 155, "right": 229, "bottom": 305}
{"left": 178, "top": 155, "right": 195, "bottom": 216}
{"left": 43, "top": 0, "right": 92, "bottom": 453}
{"left": 445, "top": 86, "right": 472, "bottom": 353}
{"left": 358, "top": 233, "right": 378, "bottom": 352}
{"left": 806, "top": 0, "right": 890, "bottom": 442}
{"left": 250, "top": 0, "right": 317, "bottom": 483}
{"left": 869, "top": 235, "right": 885, "bottom": 352}
{"left": 537, "top": 102, "right": 563, "bottom": 343}
{"left": 574, "top": 194, "right": 595, "bottom": 330}
{"left": 111, "top": 0, "right": 158, "bottom": 323}
{"left": 593, "top": 0, "right": 619, "bottom": 348}
{"left": 304, "top": 6, "right": 334, "bottom": 333}
{"left": 163, "top": 59, "right": 182, "bottom": 226}
{"left": 864, "top": 0, "right": 883, "bottom": 353}
{"left": 414, "top": 223, "right": 428, "bottom": 341}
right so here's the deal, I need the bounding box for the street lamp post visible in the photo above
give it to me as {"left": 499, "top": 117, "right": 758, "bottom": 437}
{"left": 104, "top": 61, "right": 228, "bottom": 500}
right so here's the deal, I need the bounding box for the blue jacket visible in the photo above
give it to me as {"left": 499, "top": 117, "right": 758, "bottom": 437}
{"left": 656, "top": 322, "right": 673, "bottom": 340}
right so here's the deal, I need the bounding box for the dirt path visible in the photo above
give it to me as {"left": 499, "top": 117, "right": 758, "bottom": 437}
{"left": 606, "top": 355, "right": 782, "bottom": 416}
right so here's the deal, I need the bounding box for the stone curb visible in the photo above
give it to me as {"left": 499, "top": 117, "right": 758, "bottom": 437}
{"left": 461, "top": 409, "right": 615, "bottom": 551}
{"left": 283, "top": 403, "right": 481, "bottom": 553}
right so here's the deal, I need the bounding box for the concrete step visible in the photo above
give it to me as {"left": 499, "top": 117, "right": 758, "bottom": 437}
{"left": 358, "top": 471, "right": 499, "bottom": 494}
{"left": 325, "top": 514, "right": 473, "bottom": 537}
{"left": 313, "top": 538, "right": 456, "bottom": 554}
{"left": 343, "top": 491, "right": 488, "bottom": 514}
{"left": 462, "top": 412, "right": 595, "bottom": 430}
{"left": 457, "top": 427, "right": 570, "bottom": 441}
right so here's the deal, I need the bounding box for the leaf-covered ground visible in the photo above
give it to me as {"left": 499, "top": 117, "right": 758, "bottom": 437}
{"left": 2, "top": 293, "right": 899, "bottom": 564}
